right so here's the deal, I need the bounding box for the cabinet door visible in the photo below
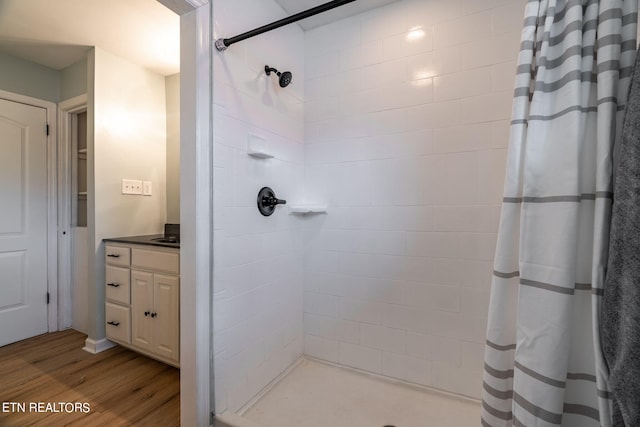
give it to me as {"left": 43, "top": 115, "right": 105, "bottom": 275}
{"left": 131, "top": 270, "right": 154, "bottom": 351}
{"left": 153, "top": 274, "right": 179, "bottom": 362}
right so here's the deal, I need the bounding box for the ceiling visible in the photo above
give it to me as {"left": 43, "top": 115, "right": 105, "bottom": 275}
{"left": 0, "top": 0, "right": 179, "bottom": 75}
{"left": 274, "top": 0, "right": 400, "bottom": 30}
{"left": 0, "top": 0, "right": 397, "bottom": 74}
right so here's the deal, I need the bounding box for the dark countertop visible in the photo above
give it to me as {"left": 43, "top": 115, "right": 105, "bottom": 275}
{"left": 103, "top": 234, "right": 180, "bottom": 249}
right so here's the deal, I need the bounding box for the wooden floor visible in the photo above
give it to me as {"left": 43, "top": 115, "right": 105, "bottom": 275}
{"left": 0, "top": 330, "right": 179, "bottom": 426}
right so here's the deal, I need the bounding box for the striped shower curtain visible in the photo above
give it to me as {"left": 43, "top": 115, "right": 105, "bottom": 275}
{"left": 481, "top": 1, "right": 637, "bottom": 426}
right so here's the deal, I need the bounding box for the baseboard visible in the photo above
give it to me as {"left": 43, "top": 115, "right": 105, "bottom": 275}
{"left": 82, "top": 337, "right": 117, "bottom": 354}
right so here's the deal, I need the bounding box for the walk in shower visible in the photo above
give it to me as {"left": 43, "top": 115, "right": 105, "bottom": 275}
{"left": 211, "top": 0, "right": 513, "bottom": 421}
{"left": 209, "top": 0, "right": 635, "bottom": 425}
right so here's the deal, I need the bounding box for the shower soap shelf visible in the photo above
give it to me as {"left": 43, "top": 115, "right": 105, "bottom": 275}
{"left": 247, "top": 150, "right": 274, "bottom": 159}
{"left": 247, "top": 134, "right": 274, "bottom": 159}
{"left": 288, "top": 204, "right": 328, "bottom": 215}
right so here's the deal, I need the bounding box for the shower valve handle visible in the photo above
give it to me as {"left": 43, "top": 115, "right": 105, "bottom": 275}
{"left": 257, "top": 187, "right": 286, "bottom": 216}
{"left": 262, "top": 196, "right": 286, "bottom": 207}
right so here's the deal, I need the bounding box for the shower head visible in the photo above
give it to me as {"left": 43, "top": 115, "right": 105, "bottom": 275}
{"left": 265, "top": 65, "right": 292, "bottom": 88}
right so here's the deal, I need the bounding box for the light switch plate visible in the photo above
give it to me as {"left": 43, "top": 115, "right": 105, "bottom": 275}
{"left": 122, "top": 179, "right": 143, "bottom": 195}
{"left": 143, "top": 181, "right": 152, "bottom": 196}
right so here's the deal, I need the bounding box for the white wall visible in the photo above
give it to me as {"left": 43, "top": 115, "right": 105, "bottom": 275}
{"left": 0, "top": 52, "right": 60, "bottom": 102}
{"left": 302, "top": 0, "right": 523, "bottom": 399}
{"left": 166, "top": 73, "right": 180, "bottom": 223}
{"left": 60, "top": 57, "right": 88, "bottom": 102}
{"left": 212, "top": 0, "right": 306, "bottom": 413}
{"left": 86, "top": 47, "right": 168, "bottom": 341}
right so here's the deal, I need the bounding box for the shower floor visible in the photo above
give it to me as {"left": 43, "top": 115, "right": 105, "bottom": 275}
{"left": 223, "top": 358, "right": 481, "bottom": 427}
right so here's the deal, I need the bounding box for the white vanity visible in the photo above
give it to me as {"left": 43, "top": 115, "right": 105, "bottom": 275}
{"left": 104, "top": 236, "right": 180, "bottom": 367}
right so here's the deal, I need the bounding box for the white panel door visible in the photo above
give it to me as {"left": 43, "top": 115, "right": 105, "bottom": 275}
{"left": 0, "top": 98, "right": 48, "bottom": 347}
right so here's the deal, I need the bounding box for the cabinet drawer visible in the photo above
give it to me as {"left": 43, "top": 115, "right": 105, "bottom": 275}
{"left": 132, "top": 249, "right": 179, "bottom": 274}
{"left": 105, "top": 245, "right": 130, "bottom": 267}
{"left": 106, "top": 266, "right": 130, "bottom": 304}
{"left": 106, "top": 303, "right": 131, "bottom": 344}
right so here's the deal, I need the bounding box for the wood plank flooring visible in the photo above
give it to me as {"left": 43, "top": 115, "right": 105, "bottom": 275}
{"left": 0, "top": 330, "right": 179, "bottom": 426}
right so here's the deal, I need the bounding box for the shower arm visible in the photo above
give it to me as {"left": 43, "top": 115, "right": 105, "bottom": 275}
{"left": 215, "top": 0, "right": 357, "bottom": 51}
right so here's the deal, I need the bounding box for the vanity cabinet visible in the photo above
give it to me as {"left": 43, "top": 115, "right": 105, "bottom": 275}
{"left": 105, "top": 243, "right": 180, "bottom": 367}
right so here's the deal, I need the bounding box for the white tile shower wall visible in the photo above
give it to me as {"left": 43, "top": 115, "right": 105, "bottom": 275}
{"left": 212, "top": 0, "right": 306, "bottom": 413}
{"left": 303, "top": 0, "right": 523, "bottom": 399}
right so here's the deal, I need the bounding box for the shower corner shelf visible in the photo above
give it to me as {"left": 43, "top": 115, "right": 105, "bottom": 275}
{"left": 288, "top": 204, "right": 328, "bottom": 215}
{"left": 247, "top": 150, "right": 274, "bottom": 159}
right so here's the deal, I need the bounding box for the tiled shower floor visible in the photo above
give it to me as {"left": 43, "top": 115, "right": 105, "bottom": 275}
{"left": 220, "top": 358, "right": 481, "bottom": 427}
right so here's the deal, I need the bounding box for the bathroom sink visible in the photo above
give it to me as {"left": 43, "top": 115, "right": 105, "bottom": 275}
{"left": 151, "top": 237, "right": 180, "bottom": 244}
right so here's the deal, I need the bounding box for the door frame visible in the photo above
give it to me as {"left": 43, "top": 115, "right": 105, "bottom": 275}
{"left": 158, "top": 1, "right": 212, "bottom": 425}
{"left": 0, "top": 89, "right": 58, "bottom": 334}
{"left": 58, "top": 94, "right": 88, "bottom": 330}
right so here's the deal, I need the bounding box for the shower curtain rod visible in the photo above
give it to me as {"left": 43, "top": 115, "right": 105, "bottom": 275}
{"left": 214, "top": 0, "right": 357, "bottom": 51}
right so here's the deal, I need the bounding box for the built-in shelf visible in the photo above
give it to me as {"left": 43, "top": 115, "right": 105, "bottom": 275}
{"left": 247, "top": 134, "right": 274, "bottom": 159}
{"left": 289, "top": 205, "right": 328, "bottom": 215}
{"left": 78, "top": 148, "right": 87, "bottom": 154}
{"left": 247, "top": 151, "right": 274, "bottom": 159}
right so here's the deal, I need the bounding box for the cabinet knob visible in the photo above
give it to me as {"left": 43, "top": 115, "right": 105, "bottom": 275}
{"left": 107, "top": 254, "right": 120, "bottom": 258}
{"left": 144, "top": 311, "right": 150, "bottom": 317}
{"left": 107, "top": 321, "right": 120, "bottom": 326}
{"left": 151, "top": 312, "right": 157, "bottom": 318}
{"left": 107, "top": 283, "right": 120, "bottom": 288}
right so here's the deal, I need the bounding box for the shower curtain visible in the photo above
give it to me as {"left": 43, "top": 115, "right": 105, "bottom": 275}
{"left": 481, "top": 1, "right": 637, "bottom": 426}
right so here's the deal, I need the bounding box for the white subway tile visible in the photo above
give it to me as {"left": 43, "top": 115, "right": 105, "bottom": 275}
{"left": 304, "top": 334, "right": 339, "bottom": 363}
{"left": 369, "top": 109, "right": 407, "bottom": 135}
{"left": 429, "top": 311, "right": 488, "bottom": 343}
{"left": 434, "top": 11, "right": 492, "bottom": 49}
{"left": 461, "top": 0, "right": 497, "bottom": 15}
{"left": 360, "top": 323, "right": 406, "bottom": 352}
{"left": 458, "top": 259, "right": 494, "bottom": 291}
{"left": 340, "top": 298, "right": 384, "bottom": 325}
{"left": 304, "top": 291, "right": 340, "bottom": 317}
{"left": 461, "top": 289, "right": 491, "bottom": 318}
{"left": 461, "top": 31, "right": 522, "bottom": 70}
{"left": 406, "top": 0, "right": 462, "bottom": 28}
{"left": 491, "top": 120, "right": 511, "bottom": 148}
{"left": 339, "top": 342, "right": 383, "bottom": 373}
{"left": 491, "top": 3, "right": 526, "bottom": 35}
{"left": 432, "top": 362, "right": 483, "bottom": 399}
{"left": 444, "top": 151, "right": 478, "bottom": 205}
{"left": 462, "top": 91, "right": 513, "bottom": 123}
{"left": 407, "top": 47, "right": 461, "bottom": 81}
{"left": 305, "top": 18, "right": 361, "bottom": 58}
{"left": 406, "top": 284, "right": 461, "bottom": 312}
{"left": 433, "top": 123, "right": 493, "bottom": 153}
{"left": 359, "top": 58, "right": 408, "bottom": 91}
{"left": 383, "top": 29, "right": 434, "bottom": 61}
{"left": 360, "top": 2, "right": 409, "bottom": 42}
{"left": 340, "top": 41, "right": 384, "bottom": 70}
{"left": 432, "top": 206, "right": 499, "bottom": 233}
{"left": 430, "top": 334, "right": 463, "bottom": 366}
{"left": 406, "top": 232, "right": 462, "bottom": 259}
{"left": 406, "top": 100, "right": 462, "bottom": 131}
{"left": 491, "top": 60, "right": 517, "bottom": 92}
{"left": 433, "top": 67, "right": 491, "bottom": 102}
{"left": 477, "top": 148, "right": 508, "bottom": 203}
{"left": 461, "top": 341, "right": 486, "bottom": 370}
{"left": 304, "top": 313, "right": 359, "bottom": 343}
{"left": 382, "top": 351, "right": 432, "bottom": 386}
{"left": 458, "top": 233, "right": 498, "bottom": 261}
